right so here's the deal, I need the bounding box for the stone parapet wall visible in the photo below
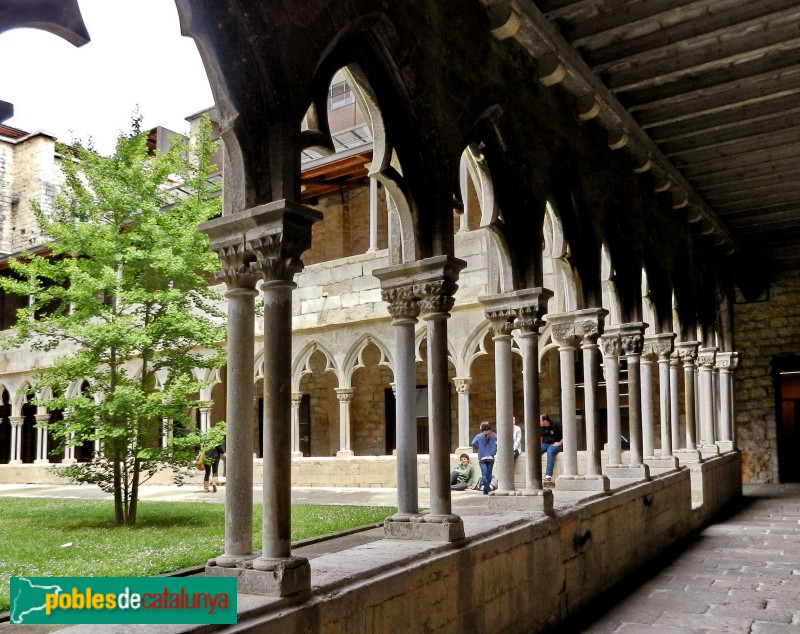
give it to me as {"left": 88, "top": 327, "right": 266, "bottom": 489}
{"left": 225, "top": 456, "right": 740, "bottom": 633}
{"left": 734, "top": 269, "right": 800, "bottom": 482}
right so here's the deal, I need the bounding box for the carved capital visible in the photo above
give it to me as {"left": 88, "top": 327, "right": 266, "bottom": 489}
{"left": 35, "top": 414, "right": 50, "bottom": 424}
{"left": 675, "top": 341, "right": 699, "bottom": 363}
{"left": 715, "top": 351, "right": 740, "bottom": 371}
{"left": 248, "top": 232, "right": 307, "bottom": 283}
{"left": 9, "top": 416, "right": 24, "bottom": 428}
{"left": 291, "top": 392, "right": 303, "bottom": 408}
{"left": 600, "top": 333, "right": 621, "bottom": 358}
{"left": 381, "top": 285, "right": 420, "bottom": 322}
{"left": 213, "top": 239, "right": 261, "bottom": 289}
{"left": 453, "top": 377, "right": 472, "bottom": 394}
{"left": 618, "top": 322, "right": 646, "bottom": 356}
{"left": 486, "top": 309, "right": 516, "bottom": 338}
{"left": 415, "top": 278, "right": 457, "bottom": 317}
{"left": 644, "top": 333, "right": 676, "bottom": 360}
{"left": 335, "top": 388, "right": 354, "bottom": 403}
{"left": 697, "top": 347, "right": 717, "bottom": 369}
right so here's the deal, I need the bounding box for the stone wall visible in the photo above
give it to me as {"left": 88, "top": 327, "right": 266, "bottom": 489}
{"left": 734, "top": 269, "right": 800, "bottom": 483}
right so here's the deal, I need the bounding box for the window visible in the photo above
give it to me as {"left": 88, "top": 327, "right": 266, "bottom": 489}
{"left": 328, "top": 81, "right": 354, "bottom": 110}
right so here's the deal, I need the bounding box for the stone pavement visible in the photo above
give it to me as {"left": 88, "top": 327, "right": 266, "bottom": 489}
{"left": 561, "top": 483, "right": 800, "bottom": 633}
{"left": 2, "top": 482, "right": 799, "bottom": 632}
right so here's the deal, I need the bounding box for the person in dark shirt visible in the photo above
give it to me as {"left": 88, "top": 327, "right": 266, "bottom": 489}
{"left": 539, "top": 414, "right": 563, "bottom": 483}
{"left": 203, "top": 444, "right": 225, "bottom": 493}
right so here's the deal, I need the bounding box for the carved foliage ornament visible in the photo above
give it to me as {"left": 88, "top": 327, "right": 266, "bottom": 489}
{"left": 248, "top": 233, "right": 307, "bottom": 283}
{"left": 381, "top": 285, "right": 420, "bottom": 321}
{"left": 600, "top": 335, "right": 621, "bottom": 358}
{"left": 514, "top": 304, "right": 546, "bottom": 333}
{"left": 414, "top": 279, "right": 458, "bottom": 316}
{"left": 454, "top": 378, "right": 472, "bottom": 394}
{"left": 620, "top": 333, "right": 644, "bottom": 356}
{"left": 486, "top": 309, "right": 516, "bottom": 337}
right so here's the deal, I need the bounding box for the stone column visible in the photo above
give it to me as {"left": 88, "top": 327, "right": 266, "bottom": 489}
{"left": 601, "top": 332, "right": 623, "bottom": 469}
{"left": 548, "top": 316, "right": 579, "bottom": 479}
{"left": 715, "top": 352, "right": 739, "bottom": 452}
{"left": 669, "top": 353, "right": 681, "bottom": 451}
{"left": 291, "top": 392, "right": 303, "bottom": 457}
{"left": 674, "top": 341, "right": 701, "bottom": 463}
{"left": 453, "top": 377, "right": 473, "bottom": 454}
{"left": 201, "top": 199, "right": 321, "bottom": 597}
{"left": 478, "top": 289, "right": 554, "bottom": 511}
{"left": 377, "top": 279, "right": 420, "bottom": 521}
{"left": 35, "top": 412, "right": 50, "bottom": 464}
{"left": 458, "top": 159, "right": 469, "bottom": 234}
{"left": 367, "top": 178, "right": 379, "bottom": 252}
{"left": 484, "top": 307, "right": 516, "bottom": 493}
{"left": 9, "top": 416, "right": 24, "bottom": 464}
{"left": 548, "top": 309, "right": 609, "bottom": 491}
{"left": 515, "top": 291, "right": 552, "bottom": 502}
{"left": 697, "top": 346, "right": 720, "bottom": 457}
{"left": 640, "top": 345, "right": 656, "bottom": 459}
{"left": 646, "top": 334, "right": 678, "bottom": 471}
{"left": 581, "top": 327, "right": 610, "bottom": 491}
{"left": 415, "top": 256, "right": 465, "bottom": 541}
{"left": 618, "top": 323, "right": 650, "bottom": 479}
{"left": 335, "top": 388, "right": 355, "bottom": 456}
{"left": 198, "top": 407, "right": 212, "bottom": 434}
{"left": 205, "top": 251, "right": 259, "bottom": 570}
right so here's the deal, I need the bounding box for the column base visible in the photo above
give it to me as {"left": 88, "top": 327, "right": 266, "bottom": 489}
{"left": 603, "top": 464, "right": 651, "bottom": 480}
{"left": 211, "top": 551, "right": 259, "bottom": 569}
{"left": 644, "top": 456, "right": 679, "bottom": 471}
{"left": 291, "top": 451, "right": 303, "bottom": 458}
{"left": 206, "top": 555, "right": 310, "bottom": 597}
{"left": 716, "top": 440, "right": 734, "bottom": 452}
{"left": 488, "top": 488, "right": 554, "bottom": 515}
{"left": 33, "top": 459, "right": 51, "bottom": 465}
{"left": 674, "top": 449, "right": 703, "bottom": 464}
{"left": 555, "top": 474, "right": 611, "bottom": 492}
{"left": 384, "top": 513, "right": 464, "bottom": 542}
{"left": 455, "top": 447, "right": 474, "bottom": 455}
{"left": 336, "top": 449, "right": 354, "bottom": 457}
{"left": 60, "top": 458, "right": 78, "bottom": 465}
{"left": 700, "top": 444, "right": 720, "bottom": 458}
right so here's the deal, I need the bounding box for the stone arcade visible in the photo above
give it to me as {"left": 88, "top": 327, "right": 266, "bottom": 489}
{"left": 3, "top": 1, "right": 800, "bottom": 631}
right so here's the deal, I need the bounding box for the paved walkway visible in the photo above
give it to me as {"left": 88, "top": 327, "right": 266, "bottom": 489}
{"left": 2, "top": 482, "right": 799, "bottom": 632}
{"left": 562, "top": 483, "right": 800, "bottom": 633}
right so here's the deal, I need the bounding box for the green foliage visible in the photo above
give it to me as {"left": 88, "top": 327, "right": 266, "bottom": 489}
{"left": 0, "top": 115, "right": 226, "bottom": 525}
{"left": 0, "top": 497, "right": 396, "bottom": 612}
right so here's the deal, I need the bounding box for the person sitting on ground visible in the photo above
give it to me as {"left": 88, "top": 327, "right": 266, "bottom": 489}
{"left": 512, "top": 415, "right": 522, "bottom": 459}
{"left": 539, "top": 414, "right": 563, "bottom": 483}
{"left": 450, "top": 453, "right": 476, "bottom": 490}
{"left": 471, "top": 421, "right": 498, "bottom": 495}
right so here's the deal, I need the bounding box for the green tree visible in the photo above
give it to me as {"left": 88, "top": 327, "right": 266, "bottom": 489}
{"left": 0, "top": 115, "right": 226, "bottom": 525}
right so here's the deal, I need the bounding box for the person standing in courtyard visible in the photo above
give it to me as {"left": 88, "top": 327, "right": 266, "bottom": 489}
{"left": 539, "top": 414, "right": 562, "bottom": 483}
{"left": 471, "top": 421, "right": 497, "bottom": 495}
{"left": 203, "top": 443, "right": 225, "bottom": 493}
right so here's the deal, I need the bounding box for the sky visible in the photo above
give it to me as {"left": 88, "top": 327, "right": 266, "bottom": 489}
{"left": 0, "top": 0, "right": 214, "bottom": 155}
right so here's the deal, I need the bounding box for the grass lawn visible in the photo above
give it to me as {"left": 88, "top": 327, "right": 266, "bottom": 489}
{"left": 0, "top": 497, "right": 394, "bottom": 613}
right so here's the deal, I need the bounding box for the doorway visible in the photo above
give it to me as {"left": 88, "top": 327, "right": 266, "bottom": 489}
{"left": 774, "top": 356, "right": 800, "bottom": 482}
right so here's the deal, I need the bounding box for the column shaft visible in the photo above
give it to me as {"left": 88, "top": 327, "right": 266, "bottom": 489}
{"left": 641, "top": 356, "right": 655, "bottom": 459}
{"left": 520, "top": 333, "right": 542, "bottom": 489}
{"left": 658, "top": 356, "right": 672, "bottom": 457}
{"left": 670, "top": 357, "right": 681, "bottom": 450}
{"left": 259, "top": 281, "right": 294, "bottom": 560}
{"left": 395, "top": 319, "right": 419, "bottom": 516}
{"left": 220, "top": 287, "right": 256, "bottom": 563}
{"left": 454, "top": 378, "right": 472, "bottom": 452}
{"left": 684, "top": 360, "right": 697, "bottom": 449}
{"left": 493, "top": 331, "right": 515, "bottom": 491}
{"left": 582, "top": 339, "right": 601, "bottom": 475}
{"left": 604, "top": 353, "right": 622, "bottom": 466}
{"left": 627, "top": 354, "right": 643, "bottom": 466}
{"left": 426, "top": 315, "right": 453, "bottom": 516}
{"left": 559, "top": 344, "right": 578, "bottom": 476}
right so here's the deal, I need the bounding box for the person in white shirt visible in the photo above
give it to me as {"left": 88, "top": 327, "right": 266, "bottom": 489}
{"left": 512, "top": 415, "right": 522, "bottom": 459}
